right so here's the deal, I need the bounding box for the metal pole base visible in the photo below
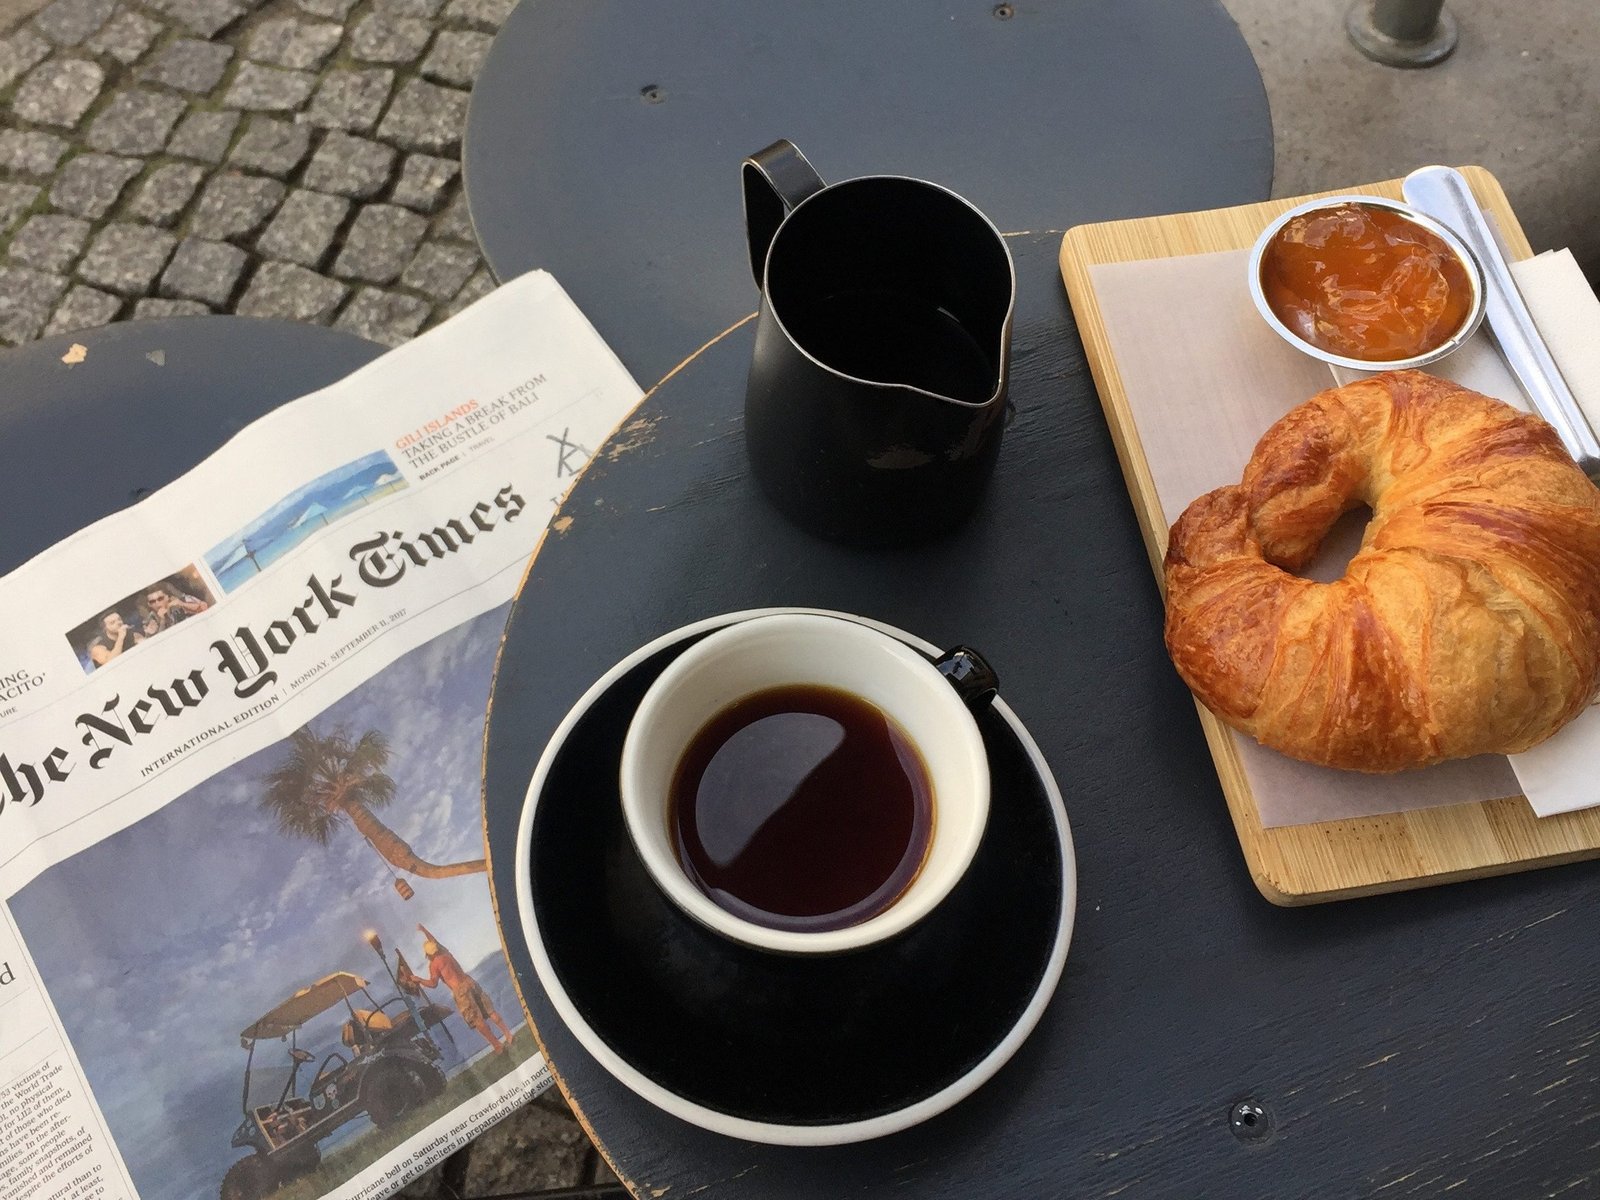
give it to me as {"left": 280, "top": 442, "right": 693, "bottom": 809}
{"left": 1346, "top": 0, "right": 1459, "bottom": 67}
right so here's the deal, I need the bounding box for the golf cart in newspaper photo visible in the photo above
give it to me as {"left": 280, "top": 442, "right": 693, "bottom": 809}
{"left": 222, "top": 971, "right": 454, "bottom": 1200}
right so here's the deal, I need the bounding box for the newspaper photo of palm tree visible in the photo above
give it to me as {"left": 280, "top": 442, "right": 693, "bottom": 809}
{"left": 7, "top": 603, "right": 537, "bottom": 1200}
{"left": 262, "top": 726, "right": 486, "bottom": 896}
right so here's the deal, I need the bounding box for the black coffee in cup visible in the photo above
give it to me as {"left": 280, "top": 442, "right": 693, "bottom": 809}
{"left": 668, "top": 684, "right": 934, "bottom": 933}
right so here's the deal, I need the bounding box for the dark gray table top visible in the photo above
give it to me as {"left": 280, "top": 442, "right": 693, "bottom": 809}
{"left": 0, "top": 318, "right": 383, "bottom": 574}
{"left": 466, "top": 3, "right": 1283, "bottom": 1194}
{"left": 463, "top": 0, "right": 1274, "bottom": 387}
{"left": 481, "top": 233, "right": 1600, "bottom": 1199}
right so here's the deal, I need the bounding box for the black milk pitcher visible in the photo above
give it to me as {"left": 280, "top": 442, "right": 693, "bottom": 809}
{"left": 741, "top": 140, "right": 1015, "bottom": 546}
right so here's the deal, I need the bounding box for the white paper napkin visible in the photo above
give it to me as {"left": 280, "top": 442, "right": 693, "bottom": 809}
{"left": 1333, "top": 248, "right": 1600, "bottom": 817}
{"left": 1502, "top": 250, "right": 1600, "bottom": 817}
{"left": 1512, "top": 249, "right": 1600, "bottom": 437}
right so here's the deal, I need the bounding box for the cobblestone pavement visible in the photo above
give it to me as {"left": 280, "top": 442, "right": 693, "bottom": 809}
{"left": 396, "top": 1087, "right": 622, "bottom": 1199}
{"left": 0, "top": 0, "right": 502, "bottom": 348}
{"left": 0, "top": 0, "right": 622, "bottom": 1190}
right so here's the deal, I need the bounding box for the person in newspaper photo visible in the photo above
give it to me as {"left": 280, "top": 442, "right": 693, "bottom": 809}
{"left": 400, "top": 924, "right": 515, "bottom": 1056}
{"left": 66, "top": 565, "right": 217, "bottom": 674}
{"left": 87, "top": 608, "right": 145, "bottom": 666}
{"left": 143, "top": 579, "right": 211, "bottom": 634}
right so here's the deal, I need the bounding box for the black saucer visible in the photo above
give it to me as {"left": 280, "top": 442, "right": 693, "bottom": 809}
{"left": 513, "top": 610, "right": 1076, "bottom": 1145}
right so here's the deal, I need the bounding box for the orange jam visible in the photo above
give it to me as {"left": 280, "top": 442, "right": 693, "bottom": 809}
{"left": 1260, "top": 203, "right": 1473, "bottom": 361}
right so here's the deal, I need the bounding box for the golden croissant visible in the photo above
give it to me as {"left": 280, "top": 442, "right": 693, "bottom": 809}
{"left": 1164, "top": 370, "right": 1600, "bottom": 772}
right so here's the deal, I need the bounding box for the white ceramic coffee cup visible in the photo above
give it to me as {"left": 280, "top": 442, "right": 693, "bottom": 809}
{"left": 619, "top": 612, "right": 993, "bottom": 955}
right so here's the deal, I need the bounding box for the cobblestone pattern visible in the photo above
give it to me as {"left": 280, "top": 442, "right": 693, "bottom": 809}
{"left": 0, "top": 0, "right": 509, "bottom": 348}
{"left": 0, "top": 0, "right": 620, "bottom": 1188}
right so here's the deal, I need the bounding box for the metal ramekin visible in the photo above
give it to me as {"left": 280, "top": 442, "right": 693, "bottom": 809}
{"left": 1247, "top": 194, "right": 1487, "bottom": 372}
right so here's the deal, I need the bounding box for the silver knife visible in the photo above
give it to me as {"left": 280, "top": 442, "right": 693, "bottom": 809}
{"left": 1402, "top": 164, "right": 1600, "bottom": 485}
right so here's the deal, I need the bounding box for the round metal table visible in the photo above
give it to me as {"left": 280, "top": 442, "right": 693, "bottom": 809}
{"left": 482, "top": 228, "right": 1600, "bottom": 1197}
{"left": 463, "top": 0, "right": 1275, "bottom": 386}
{"left": 0, "top": 319, "right": 383, "bottom": 574}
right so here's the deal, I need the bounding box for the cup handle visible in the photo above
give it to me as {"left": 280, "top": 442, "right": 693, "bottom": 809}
{"left": 741, "top": 139, "right": 826, "bottom": 290}
{"left": 934, "top": 647, "right": 999, "bottom": 710}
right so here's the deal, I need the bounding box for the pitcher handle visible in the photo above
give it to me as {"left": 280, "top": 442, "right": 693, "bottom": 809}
{"left": 742, "top": 140, "right": 826, "bottom": 291}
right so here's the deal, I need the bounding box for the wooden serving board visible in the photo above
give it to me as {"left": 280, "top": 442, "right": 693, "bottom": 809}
{"left": 1059, "top": 167, "right": 1600, "bottom": 905}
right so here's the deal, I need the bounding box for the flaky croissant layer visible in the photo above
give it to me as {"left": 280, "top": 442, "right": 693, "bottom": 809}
{"left": 1164, "top": 371, "right": 1600, "bottom": 773}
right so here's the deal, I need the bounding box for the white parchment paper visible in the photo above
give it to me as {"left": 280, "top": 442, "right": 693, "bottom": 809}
{"left": 1089, "top": 248, "right": 1523, "bottom": 827}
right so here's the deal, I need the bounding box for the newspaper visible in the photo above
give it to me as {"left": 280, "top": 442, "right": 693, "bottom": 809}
{"left": 0, "top": 272, "right": 643, "bottom": 1200}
